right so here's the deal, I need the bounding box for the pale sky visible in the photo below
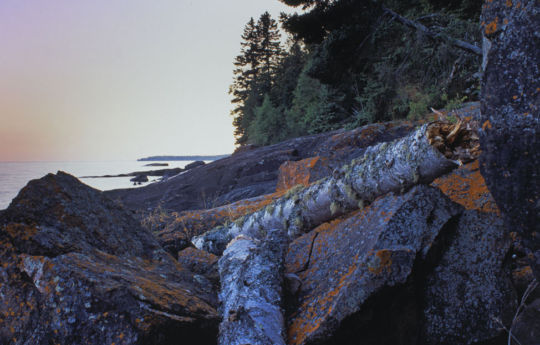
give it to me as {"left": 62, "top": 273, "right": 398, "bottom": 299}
{"left": 0, "top": 0, "right": 293, "bottom": 161}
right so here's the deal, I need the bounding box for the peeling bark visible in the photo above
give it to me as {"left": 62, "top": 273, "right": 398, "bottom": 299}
{"left": 218, "top": 229, "right": 288, "bottom": 345}
{"left": 193, "top": 121, "right": 477, "bottom": 255}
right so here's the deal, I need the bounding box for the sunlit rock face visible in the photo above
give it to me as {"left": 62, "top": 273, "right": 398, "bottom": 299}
{"left": 0, "top": 172, "right": 219, "bottom": 345}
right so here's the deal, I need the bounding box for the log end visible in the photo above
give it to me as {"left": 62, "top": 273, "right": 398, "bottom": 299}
{"left": 427, "top": 118, "right": 480, "bottom": 164}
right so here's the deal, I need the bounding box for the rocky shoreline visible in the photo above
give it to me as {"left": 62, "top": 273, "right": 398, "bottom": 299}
{"left": 1, "top": 2, "right": 539, "bottom": 343}
{"left": 1, "top": 103, "right": 537, "bottom": 344}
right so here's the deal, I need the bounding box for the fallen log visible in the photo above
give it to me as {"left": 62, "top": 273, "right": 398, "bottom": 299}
{"left": 218, "top": 229, "right": 288, "bottom": 345}
{"left": 193, "top": 120, "right": 478, "bottom": 255}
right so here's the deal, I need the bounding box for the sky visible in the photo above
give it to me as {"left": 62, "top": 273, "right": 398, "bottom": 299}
{"left": 0, "top": 0, "right": 294, "bottom": 161}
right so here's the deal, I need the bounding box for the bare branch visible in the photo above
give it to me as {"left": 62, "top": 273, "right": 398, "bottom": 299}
{"left": 382, "top": 6, "right": 482, "bottom": 56}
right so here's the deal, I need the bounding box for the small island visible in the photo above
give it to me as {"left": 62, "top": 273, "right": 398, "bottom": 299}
{"left": 138, "top": 154, "right": 230, "bottom": 161}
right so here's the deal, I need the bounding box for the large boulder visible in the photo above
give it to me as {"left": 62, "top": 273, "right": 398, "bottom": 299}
{"left": 285, "top": 185, "right": 463, "bottom": 345}
{"left": 285, "top": 183, "right": 516, "bottom": 345}
{"left": 479, "top": 0, "right": 540, "bottom": 278}
{"left": 422, "top": 210, "right": 516, "bottom": 344}
{"left": 431, "top": 160, "right": 499, "bottom": 214}
{"left": 0, "top": 172, "right": 219, "bottom": 345}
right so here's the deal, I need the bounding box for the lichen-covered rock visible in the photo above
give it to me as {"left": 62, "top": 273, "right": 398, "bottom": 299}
{"left": 422, "top": 210, "right": 516, "bottom": 344}
{"left": 480, "top": 0, "right": 540, "bottom": 278}
{"left": 431, "top": 160, "right": 499, "bottom": 214}
{"left": 177, "top": 247, "right": 219, "bottom": 286}
{"left": 285, "top": 185, "right": 462, "bottom": 345}
{"left": 276, "top": 157, "right": 332, "bottom": 193}
{"left": 0, "top": 172, "right": 219, "bottom": 345}
{"left": 155, "top": 191, "right": 285, "bottom": 256}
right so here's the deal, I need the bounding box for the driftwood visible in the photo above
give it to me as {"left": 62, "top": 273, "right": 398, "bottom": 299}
{"left": 209, "top": 120, "right": 477, "bottom": 344}
{"left": 193, "top": 121, "right": 478, "bottom": 255}
{"left": 218, "top": 230, "right": 288, "bottom": 345}
{"left": 382, "top": 6, "right": 482, "bottom": 56}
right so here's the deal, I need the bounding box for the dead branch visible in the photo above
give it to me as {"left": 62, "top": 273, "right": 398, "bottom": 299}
{"left": 382, "top": 6, "right": 482, "bottom": 56}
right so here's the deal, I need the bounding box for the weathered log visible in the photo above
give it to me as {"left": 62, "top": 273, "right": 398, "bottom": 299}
{"left": 193, "top": 121, "right": 478, "bottom": 255}
{"left": 218, "top": 229, "right": 288, "bottom": 345}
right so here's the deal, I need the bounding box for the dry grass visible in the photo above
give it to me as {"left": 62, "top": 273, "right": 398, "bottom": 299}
{"left": 492, "top": 279, "right": 538, "bottom": 345}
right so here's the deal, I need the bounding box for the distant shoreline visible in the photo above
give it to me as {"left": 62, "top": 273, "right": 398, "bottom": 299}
{"left": 137, "top": 154, "right": 231, "bottom": 161}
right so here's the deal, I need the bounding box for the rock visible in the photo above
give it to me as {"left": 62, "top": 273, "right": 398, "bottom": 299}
{"left": 431, "top": 160, "right": 499, "bottom": 214}
{"left": 422, "top": 210, "right": 516, "bottom": 344}
{"left": 233, "top": 144, "right": 259, "bottom": 154}
{"left": 0, "top": 172, "right": 219, "bottom": 345}
{"left": 479, "top": 0, "right": 540, "bottom": 279}
{"left": 177, "top": 247, "right": 219, "bottom": 287}
{"left": 285, "top": 185, "right": 462, "bottom": 345}
{"left": 104, "top": 120, "right": 417, "bottom": 213}
{"left": 143, "top": 163, "right": 169, "bottom": 167}
{"left": 153, "top": 192, "right": 285, "bottom": 256}
{"left": 512, "top": 297, "right": 540, "bottom": 345}
{"left": 185, "top": 161, "right": 206, "bottom": 170}
{"left": 82, "top": 168, "right": 183, "bottom": 179}
{"left": 130, "top": 174, "right": 148, "bottom": 183}
{"left": 276, "top": 156, "right": 332, "bottom": 192}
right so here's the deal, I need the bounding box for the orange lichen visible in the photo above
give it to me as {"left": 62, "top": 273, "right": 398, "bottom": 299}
{"left": 484, "top": 17, "right": 499, "bottom": 35}
{"left": 166, "top": 191, "right": 286, "bottom": 238}
{"left": 431, "top": 161, "right": 500, "bottom": 214}
{"left": 3, "top": 224, "right": 38, "bottom": 241}
{"left": 287, "top": 260, "right": 358, "bottom": 345}
{"left": 513, "top": 266, "right": 532, "bottom": 279}
{"left": 276, "top": 157, "right": 329, "bottom": 193}
{"left": 368, "top": 250, "right": 393, "bottom": 275}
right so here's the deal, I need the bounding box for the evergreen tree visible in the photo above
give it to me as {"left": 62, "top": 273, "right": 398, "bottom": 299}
{"left": 256, "top": 12, "right": 282, "bottom": 94}
{"left": 229, "top": 13, "right": 283, "bottom": 145}
{"left": 248, "top": 95, "right": 285, "bottom": 146}
{"left": 230, "top": 18, "right": 260, "bottom": 144}
{"left": 279, "top": 0, "right": 482, "bottom": 126}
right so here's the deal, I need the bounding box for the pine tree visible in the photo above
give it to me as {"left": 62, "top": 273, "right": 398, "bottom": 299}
{"left": 230, "top": 13, "right": 283, "bottom": 145}
{"left": 230, "top": 18, "right": 260, "bottom": 144}
{"left": 256, "top": 12, "right": 282, "bottom": 94}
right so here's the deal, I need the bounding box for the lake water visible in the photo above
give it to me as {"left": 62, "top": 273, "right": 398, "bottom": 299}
{"left": 0, "top": 160, "right": 196, "bottom": 210}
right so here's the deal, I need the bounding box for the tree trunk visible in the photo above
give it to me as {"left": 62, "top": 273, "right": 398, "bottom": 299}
{"left": 194, "top": 121, "right": 478, "bottom": 255}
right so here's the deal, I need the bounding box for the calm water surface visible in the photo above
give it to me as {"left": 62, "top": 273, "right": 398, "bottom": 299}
{"left": 0, "top": 160, "right": 195, "bottom": 210}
